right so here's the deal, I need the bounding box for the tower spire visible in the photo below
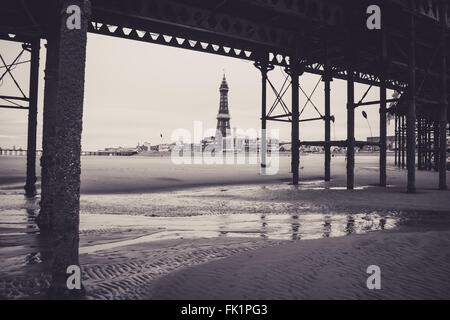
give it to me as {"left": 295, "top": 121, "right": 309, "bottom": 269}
{"left": 216, "top": 74, "right": 231, "bottom": 138}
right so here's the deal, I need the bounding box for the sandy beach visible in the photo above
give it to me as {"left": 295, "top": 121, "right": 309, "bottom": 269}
{"left": 1, "top": 154, "right": 450, "bottom": 299}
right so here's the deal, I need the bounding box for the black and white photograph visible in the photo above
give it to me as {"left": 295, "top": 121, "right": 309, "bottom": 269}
{"left": 0, "top": 0, "right": 449, "bottom": 306}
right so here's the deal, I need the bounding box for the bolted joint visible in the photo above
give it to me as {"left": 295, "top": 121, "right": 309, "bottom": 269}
{"left": 44, "top": 68, "right": 58, "bottom": 81}
{"left": 322, "top": 73, "right": 333, "bottom": 83}
{"left": 285, "top": 59, "right": 305, "bottom": 77}
{"left": 254, "top": 60, "right": 275, "bottom": 74}
{"left": 322, "top": 67, "right": 334, "bottom": 82}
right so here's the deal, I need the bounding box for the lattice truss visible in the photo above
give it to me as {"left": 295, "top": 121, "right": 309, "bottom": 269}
{"left": 0, "top": 43, "right": 32, "bottom": 110}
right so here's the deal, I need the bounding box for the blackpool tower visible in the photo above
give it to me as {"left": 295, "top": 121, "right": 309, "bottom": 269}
{"left": 216, "top": 74, "right": 231, "bottom": 138}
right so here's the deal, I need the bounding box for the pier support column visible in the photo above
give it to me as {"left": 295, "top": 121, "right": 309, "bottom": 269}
{"left": 402, "top": 116, "right": 406, "bottom": 169}
{"left": 418, "top": 118, "right": 423, "bottom": 170}
{"left": 434, "top": 122, "right": 440, "bottom": 171}
{"left": 38, "top": 0, "right": 60, "bottom": 232}
{"left": 346, "top": 67, "right": 355, "bottom": 190}
{"left": 380, "top": 76, "right": 387, "bottom": 186}
{"left": 323, "top": 66, "right": 332, "bottom": 181}
{"left": 439, "top": 0, "right": 448, "bottom": 190}
{"left": 288, "top": 60, "right": 301, "bottom": 185}
{"left": 379, "top": 26, "right": 388, "bottom": 187}
{"left": 395, "top": 114, "right": 398, "bottom": 166}
{"left": 407, "top": 0, "right": 417, "bottom": 193}
{"left": 38, "top": 37, "right": 57, "bottom": 231}
{"left": 254, "top": 56, "right": 274, "bottom": 175}
{"left": 24, "top": 39, "right": 40, "bottom": 197}
{"left": 47, "top": 0, "right": 91, "bottom": 298}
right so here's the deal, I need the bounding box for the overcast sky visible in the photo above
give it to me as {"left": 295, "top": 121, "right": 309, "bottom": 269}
{"left": 0, "top": 34, "right": 395, "bottom": 151}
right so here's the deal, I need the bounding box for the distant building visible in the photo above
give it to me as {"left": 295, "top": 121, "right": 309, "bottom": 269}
{"left": 141, "top": 142, "right": 151, "bottom": 151}
{"left": 367, "top": 136, "right": 396, "bottom": 150}
{"left": 157, "top": 143, "right": 176, "bottom": 152}
{"left": 279, "top": 143, "right": 291, "bottom": 152}
{"left": 99, "top": 146, "right": 138, "bottom": 156}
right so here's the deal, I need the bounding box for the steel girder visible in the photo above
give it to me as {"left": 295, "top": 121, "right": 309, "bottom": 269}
{"left": 0, "top": 0, "right": 448, "bottom": 100}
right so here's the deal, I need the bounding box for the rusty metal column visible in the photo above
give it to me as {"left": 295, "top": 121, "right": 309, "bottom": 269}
{"left": 289, "top": 60, "right": 300, "bottom": 185}
{"left": 417, "top": 118, "right": 423, "bottom": 170}
{"left": 407, "top": 0, "right": 417, "bottom": 193}
{"left": 402, "top": 116, "right": 406, "bottom": 168}
{"left": 49, "top": 0, "right": 91, "bottom": 297}
{"left": 439, "top": 0, "right": 448, "bottom": 190}
{"left": 24, "top": 39, "right": 40, "bottom": 197}
{"left": 427, "top": 119, "right": 433, "bottom": 171}
{"left": 323, "top": 66, "right": 332, "bottom": 181}
{"left": 380, "top": 78, "right": 387, "bottom": 186}
{"left": 395, "top": 114, "right": 398, "bottom": 166}
{"left": 346, "top": 67, "right": 355, "bottom": 190}
{"left": 38, "top": 0, "right": 60, "bottom": 232}
{"left": 380, "top": 26, "right": 388, "bottom": 187}
{"left": 38, "top": 37, "right": 58, "bottom": 232}
{"left": 433, "top": 122, "right": 440, "bottom": 171}
{"left": 261, "top": 63, "right": 268, "bottom": 174}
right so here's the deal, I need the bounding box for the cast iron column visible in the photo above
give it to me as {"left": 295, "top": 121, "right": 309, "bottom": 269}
{"left": 407, "top": 0, "right": 417, "bottom": 193}
{"left": 49, "top": 0, "right": 91, "bottom": 297}
{"left": 395, "top": 114, "right": 398, "bottom": 166}
{"left": 38, "top": 0, "right": 60, "bottom": 232}
{"left": 254, "top": 56, "right": 274, "bottom": 175}
{"left": 323, "top": 66, "right": 332, "bottom": 181}
{"left": 24, "top": 39, "right": 40, "bottom": 197}
{"left": 289, "top": 59, "right": 301, "bottom": 185}
{"left": 346, "top": 67, "right": 355, "bottom": 190}
{"left": 439, "top": 0, "right": 448, "bottom": 190}
{"left": 380, "top": 25, "right": 388, "bottom": 187}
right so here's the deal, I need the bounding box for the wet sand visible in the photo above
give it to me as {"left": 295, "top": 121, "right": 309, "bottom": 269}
{"left": 1, "top": 154, "right": 450, "bottom": 299}
{"left": 147, "top": 230, "right": 450, "bottom": 300}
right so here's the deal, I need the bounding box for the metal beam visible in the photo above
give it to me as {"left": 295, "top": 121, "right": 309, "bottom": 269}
{"left": 299, "top": 140, "right": 379, "bottom": 147}
{"left": 0, "top": 95, "right": 29, "bottom": 102}
{"left": 356, "top": 98, "right": 399, "bottom": 107}
{"left": 0, "top": 105, "right": 28, "bottom": 109}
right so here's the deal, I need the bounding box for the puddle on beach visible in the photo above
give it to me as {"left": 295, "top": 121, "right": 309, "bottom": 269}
{"left": 2, "top": 181, "right": 450, "bottom": 267}
{"left": 78, "top": 212, "right": 392, "bottom": 254}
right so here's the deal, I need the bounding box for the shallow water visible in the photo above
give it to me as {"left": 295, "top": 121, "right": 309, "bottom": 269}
{"left": 78, "top": 211, "right": 393, "bottom": 253}
{"left": 1, "top": 154, "right": 450, "bottom": 270}
{"left": 2, "top": 182, "right": 450, "bottom": 263}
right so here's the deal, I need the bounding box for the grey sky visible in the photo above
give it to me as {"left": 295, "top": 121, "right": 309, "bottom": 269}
{"left": 0, "top": 34, "right": 394, "bottom": 151}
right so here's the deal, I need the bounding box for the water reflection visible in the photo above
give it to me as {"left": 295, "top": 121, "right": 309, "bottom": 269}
{"left": 76, "top": 211, "right": 400, "bottom": 254}
{"left": 379, "top": 218, "right": 386, "bottom": 230}
{"left": 3, "top": 194, "right": 450, "bottom": 262}
{"left": 260, "top": 213, "right": 267, "bottom": 239}
{"left": 291, "top": 215, "right": 300, "bottom": 240}
{"left": 345, "top": 215, "right": 355, "bottom": 235}
{"left": 323, "top": 215, "right": 331, "bottom": 238}
{"left": 0, "top": 196, "right": 52, "bottom": 269}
